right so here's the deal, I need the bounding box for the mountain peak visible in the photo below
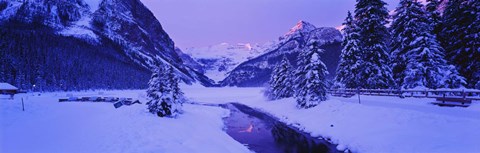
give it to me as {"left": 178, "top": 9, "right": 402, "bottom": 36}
{"left": 287, "top": 20, "right": 316, "bottom": 33}
{"left": 283, "top": 20, "right": 317, "bottom": 39}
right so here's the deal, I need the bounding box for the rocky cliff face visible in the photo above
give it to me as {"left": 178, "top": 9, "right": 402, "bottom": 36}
{"left": 220, "top": 21, "right": 343, "bottom": 87}
{"left": 1, "top": 0, "right": 89, "bottom": 28}
{"left": 0, "top": 0, "right": 214, "bottom": 90}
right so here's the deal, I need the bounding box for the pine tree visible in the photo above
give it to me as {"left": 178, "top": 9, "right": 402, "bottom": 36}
{"left": 391, "top": 0, "right": 465, "bottom": 89}
{"left": 147, "top": 66, "right": 168, "bottom": 117}
{"left": 294, "top": 42, "right": 329, "bottom": 109}
{"left": 146, "top": 65, "right": 183, "bottom": 117}
{"left": 441, "top": 0, "right": 480, "bottom": 89}
{"left": 266, "top": 55, "right": 294, "bottom": 100}
{"left": 334, "top": 11, "right": 363, "bottom": 89}
{"left": 167, "top": 66, "right": 185, "bottom": 115}
{"left": 426, "top": 0, "right": 442, "bottom": 37}
{"left": 390, "top": 0, "right": 411, "bottom": 88}
{"left": 465, "top": 0, "right": 480, "bottom": 89}
{"left": 34, "top": 66, "right": 46, "bottom": 92}
{"left": 354, "top": 0, "right": 395, "bottom": 89}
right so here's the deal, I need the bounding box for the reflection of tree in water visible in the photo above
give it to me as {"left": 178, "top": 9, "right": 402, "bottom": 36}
{"left": 271, "top": 122, "right": 331, "bottom": 153}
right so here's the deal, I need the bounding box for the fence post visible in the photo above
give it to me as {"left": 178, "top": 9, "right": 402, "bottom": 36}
{"left": 442, "top": 93, "right": 446, "bottom": 103}
{"left": 425, "top": 89, "right": 428, "bottom": 98}
{"left": 462, "top": 89, "right": 466, "bottom": 100}
{"left": 21, "top": 98, "right": 25, "bottom": 111}
{"left": 357, "top": 88, "right": 361, "bottom": 104}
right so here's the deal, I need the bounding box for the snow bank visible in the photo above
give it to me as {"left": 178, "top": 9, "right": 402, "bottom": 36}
{"left": 0, "top": 83, "right": 18, "bottom": 90}
{"left": 0, "top": 90, "right": 250, "bottom": 153}
{"left": 184, "top": 87, "right": 480, "bottom": 153}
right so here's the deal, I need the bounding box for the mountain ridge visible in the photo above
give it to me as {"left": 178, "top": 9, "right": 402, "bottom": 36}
{"left": 181, "top": 42, "right": 271, "bottom": 82}
{"left": 220, "top": 21, "right": 343, "bottom": 87}
{"left": 0, "top": 0, "right": 214, "bottom": 91}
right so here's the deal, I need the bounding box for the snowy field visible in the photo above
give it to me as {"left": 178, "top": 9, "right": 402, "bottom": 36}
{"left": 2, "top": 86, "right": 480, "bottom": 153}
{"left": 0, "top": 90, "right": 250, "bottom": 153}
{"left": 184, "top": 86, "right": 480, "bottom": 153}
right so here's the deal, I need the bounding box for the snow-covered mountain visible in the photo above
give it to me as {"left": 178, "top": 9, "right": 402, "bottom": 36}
{"left": 181, "top": 42, "right": 271, "bottom": 82}
{"left": 0, "top": 0, "right": 214, "bottom": 90}
{"left": 221, "top": 21, "right": 343, "bottom": 87}
{"left": 175, "top": 47, "right": 206, "bottom": 75}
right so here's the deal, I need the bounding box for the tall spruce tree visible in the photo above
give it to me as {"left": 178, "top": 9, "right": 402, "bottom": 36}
{"left": 266, "top": 55, "right": 294, "bottom": 100}
{"left": 390, "top": 0, "right": 411, "bottom": 88}
{"left": 426, "top": 0, "right": 442, "bottom": 37}
{"left": 294, "top": 42, "right": 329, "bottom": 109}
{"left": 334, "top": 11, "right": 363, "bottom": 88}
{"left": 146, "top": 66, "right": 171, "bottom": 117}
{"left": 354, "top": 0, "right": 395, "bottom": 89}
{"left": 146, "top": 65, "right": 183, "bottom": 117}
{"left": 465, "top": 0, "right": 480, "bottom": 89}
{"left": 441, "top": 0, "right": 480, "bottom": 89}
{"left": 167, "top": 66, "right": 185, "bottom": 114}
{"left": 391, "top": 0, "right": 465, "bottom": 89}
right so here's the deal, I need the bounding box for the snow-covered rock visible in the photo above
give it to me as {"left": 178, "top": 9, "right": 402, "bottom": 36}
{"left": 221, "top": 21, "right": 343, "bottom": 87}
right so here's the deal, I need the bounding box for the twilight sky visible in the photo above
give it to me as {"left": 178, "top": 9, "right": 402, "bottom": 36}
{"left": 141, "top": 0, "right": 401, "bottom": 48}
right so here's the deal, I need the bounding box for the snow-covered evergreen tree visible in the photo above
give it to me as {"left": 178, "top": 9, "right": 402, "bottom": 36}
{"left": 146, "top": 65, "right": 184, "bottom": 117}
{"left": 464, "top": 0, "right": 480, "bottom": 89}
{"left": 391, "top": 0, "right": 465, "bottom": 89}
{"left": 146, "top": 66, "right": 171, "bottom": 117}
{"left": 334, "top": 11, "right": 363, "bottom": 89}
{"left": 294, "top": 42, "right": 329, "bottom": 109}
{"left": 266, "top": 55, "right": 294, "bottom": 100}
{"left": 16, "top": 73, "right": 25, "bottom": 90}
{"left": 354, "top": 0, "right": 395, "bottom": 89}
{"left": 167, "top": 66, "right": 185, "bottom": 114}
{"left": 34, "top": 66, "right": 47, "bottom": 92}
{"left": 441, "top": 0, "right": 480, "bottom": 89}
{"left": 390, "top": 0, "right": 411, "bottom": 88}
{"left": 426, "top": 0, "right": 442, "bottom": 37}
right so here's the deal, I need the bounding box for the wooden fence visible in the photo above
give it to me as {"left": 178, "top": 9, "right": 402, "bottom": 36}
{"left": 329, "top": 89, "right": 480, "bottom": 101}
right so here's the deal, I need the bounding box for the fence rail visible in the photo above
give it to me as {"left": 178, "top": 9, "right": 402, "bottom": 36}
{"left": 329, "top": 89, "right": 480, "bottom": 101}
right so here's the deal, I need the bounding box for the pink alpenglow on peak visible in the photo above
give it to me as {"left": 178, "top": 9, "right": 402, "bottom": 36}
{"left": 284, "top": 20, "right": 317, "bottom": 37}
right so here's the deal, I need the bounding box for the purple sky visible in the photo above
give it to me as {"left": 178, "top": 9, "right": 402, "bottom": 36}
{"left": 141, "top": 0, "right": 401, "bottom": 48}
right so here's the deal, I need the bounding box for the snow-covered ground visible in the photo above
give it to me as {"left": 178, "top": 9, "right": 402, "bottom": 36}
{"left": 2, "top": 87, "right": 480, "bottom": 153}
{"left": 183, "top": 86, "right": 480, "bottom": 153}
{"left": 0, "top": 90, "right": 250, "bottom": 153}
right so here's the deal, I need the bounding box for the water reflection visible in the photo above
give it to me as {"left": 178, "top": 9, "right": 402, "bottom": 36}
{"left": 222, "top": 103, "right": 339, "bottom": 153}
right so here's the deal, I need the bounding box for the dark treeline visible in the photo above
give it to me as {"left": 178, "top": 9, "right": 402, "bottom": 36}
{"left": 0, "top": 24, "right": 150, "bottom": 91}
